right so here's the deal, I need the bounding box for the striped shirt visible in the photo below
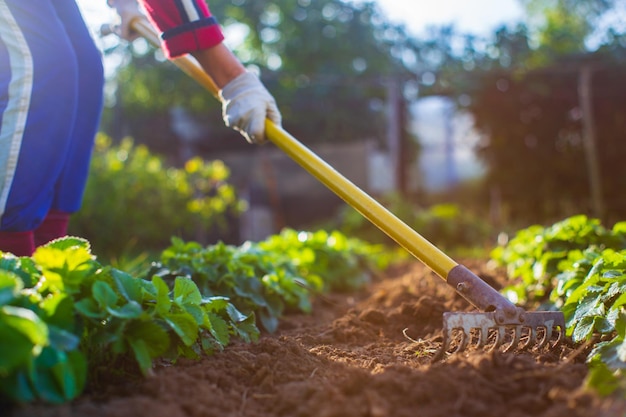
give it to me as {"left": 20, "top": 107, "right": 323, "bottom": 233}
{"left": 140, "top": 0, "right": 225, "bottom": 58}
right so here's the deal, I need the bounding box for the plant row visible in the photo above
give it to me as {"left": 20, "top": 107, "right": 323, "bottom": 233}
{"left": 491, "top": 215, "right": 626, "bottom": 396}
{"left": 0, "top": 229, "right": 389, "bottom": 404}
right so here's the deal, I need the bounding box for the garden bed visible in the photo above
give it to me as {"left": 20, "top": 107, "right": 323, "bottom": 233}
{"left": 6, "top": 260, "right": 625, "bottom": 417}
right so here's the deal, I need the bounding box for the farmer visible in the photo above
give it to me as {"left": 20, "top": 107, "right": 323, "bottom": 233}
{"left": 0, "top": 0, "right": 281, "bottom": 256}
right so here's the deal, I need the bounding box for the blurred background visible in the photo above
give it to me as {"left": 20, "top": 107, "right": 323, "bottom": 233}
{"left": 70, "top": 0, "right": 626, "bottom": 257}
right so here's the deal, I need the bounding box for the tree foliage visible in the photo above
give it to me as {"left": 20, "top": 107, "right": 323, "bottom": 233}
{"left": 454, "top": 1, "right": 626, "bottom": 225}
{"left": 519, "top": 0, "right": 620, "bottom": 64}
{"left": 104, "top": 0, "right": 422, "bottom": 158}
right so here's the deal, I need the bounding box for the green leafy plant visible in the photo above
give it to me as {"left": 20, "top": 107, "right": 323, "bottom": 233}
{"left": 0, "top": 237, "right": 258, "bottom": 404}
{"left": 586, "top": 311, "right": 626, "bottom": 396}
{"left": 491, "top": 215, "right": 625, "bottom": 305}
{"left": 0, "top": 243, "right": 88, "bottom": 404}
{"left": 151, "top": 229, "right": 390, "bottom": 333}
{"left": 152, "top": 238, "right": 313, "bottom": 334}
{"left": 258, "top": 228, "right": 391, "bottom": 292}
{"left": 492, "top": 215, "right": 626, "bottom": 396}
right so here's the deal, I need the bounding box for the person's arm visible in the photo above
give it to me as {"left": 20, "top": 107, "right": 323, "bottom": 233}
{"left": 108, "top": 0, "right": 281, "bottom": 144}
{"left": 191, "top": 43, "right": 245, "bottom": 89}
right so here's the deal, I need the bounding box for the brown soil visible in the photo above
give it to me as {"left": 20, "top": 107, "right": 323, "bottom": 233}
{"left": 6, "top": 261, "right": 626, "bottom": 417}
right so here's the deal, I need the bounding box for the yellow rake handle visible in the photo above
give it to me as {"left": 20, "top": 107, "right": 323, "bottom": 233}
{"left": 131, "top": 18, "right": 458, "bottom": 280}
{"left": 265, "top": 123, "right": 458, "bottom": 279}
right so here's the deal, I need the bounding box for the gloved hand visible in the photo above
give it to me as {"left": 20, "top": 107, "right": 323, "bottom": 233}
{"left": 107, "top": 0, "right": 144, "bottom": 41}
{"left": 219, "top": 71, "right": 282, "bottom": 144}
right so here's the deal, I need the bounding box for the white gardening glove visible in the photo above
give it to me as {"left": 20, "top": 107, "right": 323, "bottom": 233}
{"left": 219, "top": 71, "right": 282, "bottom": 145}
{"left": 107, "top": 0, "right": 144, "bottom": 41}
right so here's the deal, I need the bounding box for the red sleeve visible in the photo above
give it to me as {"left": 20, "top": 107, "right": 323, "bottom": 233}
{"left": 139, "top": 0, "right": 225, "bottom": 58}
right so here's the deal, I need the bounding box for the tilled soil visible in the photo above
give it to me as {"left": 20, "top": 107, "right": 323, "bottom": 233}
{"left": 6, "top": 261, "right": 626, "bottom": 417}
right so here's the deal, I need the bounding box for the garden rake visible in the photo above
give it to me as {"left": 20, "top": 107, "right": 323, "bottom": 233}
{"left": 119, "top": 18, "right": 566, "bottom": 356}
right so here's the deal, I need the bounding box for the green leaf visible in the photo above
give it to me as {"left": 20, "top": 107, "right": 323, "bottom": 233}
{"left": 112, "top": 269, "right": 143, "bottom": 303}
{"left": 204, "top": 312, "right": 230, "bottom": 347}
{"left": 48, "top": 349, "right": 87, "bottom": 401}
{"left": 30, "top": 348, "right": 68, "bottom": 404}
{"left": 139, "top": 276, "right": 157, "bottom": 296}
{"left": 2, "top": 372, "right": 36, "bottom": 403}
{"left": 590, "top": 337, "right": 626, "bottom": 370}
{"left": 92, "top": 281, "right": 119, "bottom": 309}
{"left": 42, "top": 236, "right": 91, "bottom": 252}
{"left": 173, "top": 277, "right": 202, "bottom": 306}
{"left": 183, "top": 304, "right": 206, "bottom": 325}
{"left": 126, "top": 320, "right": 170, "bottom": 358}
{"left": 594, "top": 316, "right": 615, "bottom": 335}
{"left": 0, "top": 323, "right": 36, "bottom": 373}
{"left": 601, "top": 249, "right": 626, "bottom": 269}
{"left": 1, "top": 305, "right": 48, "bottom": 347}
{"left": 586, "top": 363, "right": 621, "bottom": 396}
{"left": 232, "top": 276, "right": 269, "bottom": 307}
{"left": 164, "top": 312, "right": 198, "bottom": 346}
{"left": 567, "top": 275, "right": 601, "bottom": 306}
{"left": 106, "top": 301, "right": 143, "bottom": 319}
{"left": 152, "top": 275, "right": 171, "bottom": 315}
{"left": 231, "top": 313, "right": 259, "bottom": 344}
{"left": 202, "top": 296, "right": 231, "bottom": 312}
{"left": 573, "top": 316, "right": 595, "bottom": 342}
{"left": 124, "top": 321, "right": 170, "bottom": 375}
{"left": 40, "top": 293, "right": 75, "bottom": 330}
{"left": 610, "top": 291, "right": 626, "bottom": 312}
{"left": 33, "top": 245, "right": 97, "bottom": 291}
{"left": 0, "top": 255, "right": 40, "bottom": 288}
{"left": 259, "top": 310, "right": 279, "bottom": 334}
{"left": 225, "top": 304, "right": 248, "bottom": 323}
{"left": 571, "top": 293, "right": 603, "bottom": 324}
{"left": 65, "top": 350, "right": 87, "bottom": 398}
{"left": 127, "top": 337, "right": 153, "bottom": 376}
{"left": 48, "top": 326, "right": 81, "bottom": 351}
{"left": 0, "top": 270, "right": 22, "bottom": 306}
{"left": 74, "top": 298, "right": 105, "bottom": 319}
{"left": 615, "top": 313, "right": 626, "bottom": 338}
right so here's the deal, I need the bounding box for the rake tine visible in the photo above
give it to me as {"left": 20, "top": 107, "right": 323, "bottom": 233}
{"left": 453, "top": 327, "right": 470, "bottom": 352}
{"left": 441, "top": 329, "right": 463, "bottom": 354}
{"left": 554, "top": 324, "right": 565, "bottom": 345}
{"left": 535, "top": 324, "right": 552, "bottom": 350}
{"left": 536, "top": 328, "right": 548, "bottom": 350}
{"left": 503, "top": 325, "right": 522, "bottom": 353}
{"left": 493, "top": 326, "right": 506, "bottom": 351}
{"left": 485, "top": 327, "right": 497, "bottom": 352}
{"left": 518, "top": 326, "right": 536, "bottom": 350}
{"left": 479, "top": 326, "right": 490, "bottom": 347}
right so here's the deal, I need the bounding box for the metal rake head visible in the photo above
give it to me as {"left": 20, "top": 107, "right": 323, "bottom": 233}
{"left": 440, "top": 310, "right": 566, "bottom": 355}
